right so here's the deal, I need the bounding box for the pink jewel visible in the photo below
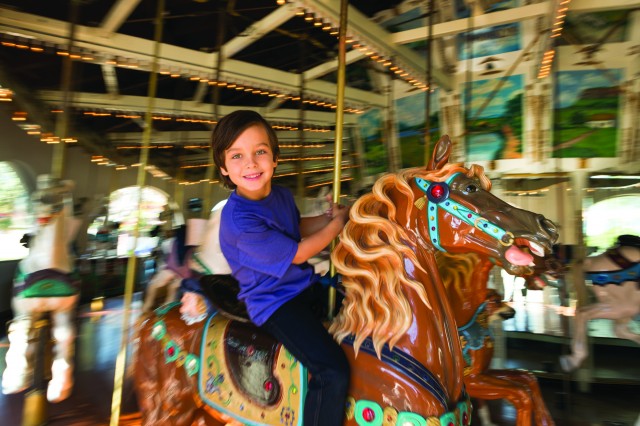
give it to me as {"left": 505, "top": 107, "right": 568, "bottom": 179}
{"left": 264, "top": 381, "right": 273, "bottom": 392}
{"left": 362, "top": 407, "right": 375, "bottom": 422}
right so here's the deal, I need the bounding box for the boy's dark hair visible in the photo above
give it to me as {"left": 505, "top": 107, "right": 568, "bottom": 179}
{"left": 211, "top": 110, "right": 280, "bottom": 189}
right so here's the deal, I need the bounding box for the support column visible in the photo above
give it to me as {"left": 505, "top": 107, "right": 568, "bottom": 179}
{"left": 568, "top": 169, "right": 592, "bottom": 391}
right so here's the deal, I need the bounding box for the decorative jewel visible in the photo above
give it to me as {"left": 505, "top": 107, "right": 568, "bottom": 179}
{"left": 414, "top": 196, "right": 427, "bottom": 210}
{"left": 151, "top": 320, "right": 166, "bottom": 340}
{"left": 165, "top": 341, "right": 180, "bottom": 362}
{"left": 184, "top": 354, "right": 200, "bottom": 376}
{"left": 345, "top": 396, "right": 356, "bottom": 420}
{"left": 355, "top": 400, "right": 383, "bottom": 424}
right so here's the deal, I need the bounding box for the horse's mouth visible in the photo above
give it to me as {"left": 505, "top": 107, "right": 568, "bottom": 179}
{"left": 505, "top": 238, "right": 547, "bottom": 267}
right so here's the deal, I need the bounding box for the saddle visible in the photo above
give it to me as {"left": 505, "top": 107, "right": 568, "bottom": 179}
{"left": 199, "top": 274, "right": 250, "bottom": 322}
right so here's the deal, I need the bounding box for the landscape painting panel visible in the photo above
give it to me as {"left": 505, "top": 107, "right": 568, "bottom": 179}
{"left": 553, "top": 69, "right": 622, "bottom": 158}
{"left": 464, "top": 74, "right": 524, "bottom": 161}
{"left": 357, "top": 108, "right": 388, "bottom": 177}
{"left": 395, "top": 91, "right": 440, "bottom": 168}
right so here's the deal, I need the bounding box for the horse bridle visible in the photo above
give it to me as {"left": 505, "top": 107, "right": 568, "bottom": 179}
{"left": 415, "top": 173, "right": 514, "bottom": 252}
{"left": 586, "top": 245, "right": 640, "bottom": 286}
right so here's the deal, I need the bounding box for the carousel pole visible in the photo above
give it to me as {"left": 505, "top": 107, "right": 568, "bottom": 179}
{"left": 328, "top": 0, "right": 349, "bottom": 319}
{"left": 22, "top": 3, "right": 79, "bottom": 425}
{"left": 109, "top": 0, "right": 164, "bottom": 424}
{"left": 204, "top": 0, "right": 226, "bottom": 214}
{"left": 423, "top": 0, "right": 434, "bottom": 166}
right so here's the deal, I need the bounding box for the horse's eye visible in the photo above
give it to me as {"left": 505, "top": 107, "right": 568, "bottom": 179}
{"left": 465, "top": 184, "right": 478, "bottom": 193}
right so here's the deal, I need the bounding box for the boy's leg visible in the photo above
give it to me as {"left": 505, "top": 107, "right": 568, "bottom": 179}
{"left": 261, "top": 288, "right": 350, "bottom": 426}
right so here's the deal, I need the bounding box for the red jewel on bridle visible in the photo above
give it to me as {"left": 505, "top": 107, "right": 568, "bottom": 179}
{"left": 430, "top": 184, "right": 445, "bottom": 199}
{"left": 426, "top": 182, "right": 450, "bottom": 203}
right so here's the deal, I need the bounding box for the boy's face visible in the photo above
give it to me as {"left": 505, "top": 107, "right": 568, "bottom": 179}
{"left": 220, "top": 124, "right": 278, "bottom": 200}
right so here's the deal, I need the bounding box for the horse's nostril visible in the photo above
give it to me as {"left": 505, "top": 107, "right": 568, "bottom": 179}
{"left": 538, "top": 216, "right": 559, "bottom": 242}
{"left": 500, "top": 309, "right": 516, "bottom": 320}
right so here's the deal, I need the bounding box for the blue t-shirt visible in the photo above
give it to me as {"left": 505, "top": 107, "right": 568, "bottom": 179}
{"left": 219, "top": 185, "right": 317, "bottom": 325}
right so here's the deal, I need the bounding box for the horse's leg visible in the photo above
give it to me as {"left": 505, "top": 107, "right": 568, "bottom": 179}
{"left": 473, "top": 399, "right": 498, "bottom": 426}
{"left": 466, "top": 374, "right": 534, "bottom": 426}
{"left": 488, "top": 369, "right": 555, "bottom": 426}
{"left": 613, "top": 318, "right": 640, "bottom": 344}
{"left": 164, "top": 275, "right": 182, "bottom": 305}
{"left": 560, "top": 303, "right": 608, "bottom": 372}
{"left": 47, "top": 302, "right": 77, "bottom": 402}
{"left": 2, "top": 304, "right": 40, "bottom": 394}
{"left": 142, "top": 268, "right": 176, "bottom": 312}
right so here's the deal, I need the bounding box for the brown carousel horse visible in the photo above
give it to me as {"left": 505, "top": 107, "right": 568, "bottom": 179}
{"left": 560, "top": 234, "right": 640, "bottom": 372}
{"left": 133, "top": 135, "right": 558, "bottom": 426}
{"left": 436, "top": 252, "right": 555, "bottom": 426}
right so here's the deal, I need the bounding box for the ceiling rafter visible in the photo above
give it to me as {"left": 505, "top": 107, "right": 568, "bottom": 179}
{"left": 0, "top": 7, "right": 386, "bottom": 109}
{"left": 37, "top": 90, "right": 359, "bottom": 126}
{"left": 295, "top": 0, "right": 453, "bottom": 91}
{"left": 392, "top": 0, "right": 637, "bottom": 44}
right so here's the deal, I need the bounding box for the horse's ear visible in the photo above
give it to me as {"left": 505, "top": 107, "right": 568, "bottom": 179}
{"left": 427, "top": 135, "right": 452, "bottom": 170}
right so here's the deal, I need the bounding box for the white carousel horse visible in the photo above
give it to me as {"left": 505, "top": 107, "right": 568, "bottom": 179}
{"left": 2, "top": 175, "right": 80, "bottom": 403}
{"left": 560, "top": 235, "right": 640, "bottom": 372}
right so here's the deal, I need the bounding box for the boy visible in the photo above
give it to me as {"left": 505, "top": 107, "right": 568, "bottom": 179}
{"left": 212, "top": 110, "right": 350, "bottom": 426}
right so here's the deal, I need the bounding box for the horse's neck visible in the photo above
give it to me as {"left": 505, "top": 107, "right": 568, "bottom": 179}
{"left": 401, "top": 251, "right": 465, "bottom": 396}
{"left": 441, "top": 255, "right": 493, "bottom": 326}
{"left": 586, "top": 246, "right": 640, "bottom": 272}
{"left": 404, "top": 250, "right": 464, "bottom": 359}
{"left": 458, "top": 258, "right": 493, "bottom": 325}
{"left": 21, "top": 212, "right": 72, "bottom": 275}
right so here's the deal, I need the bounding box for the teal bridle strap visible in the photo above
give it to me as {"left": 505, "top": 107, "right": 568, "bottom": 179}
{"left": 415, "top": 173, "right": 513, "bottom": 252}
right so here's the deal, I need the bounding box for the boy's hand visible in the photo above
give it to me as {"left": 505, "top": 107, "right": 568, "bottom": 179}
{"left": 330, "top": 202, "right": 350, "bottom": 227}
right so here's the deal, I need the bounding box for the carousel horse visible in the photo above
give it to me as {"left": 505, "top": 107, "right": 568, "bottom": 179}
{"left": 141, "top": 225, "right": 193, "bottom": 313}
{"left": 437, "top": 251, "right": 555, "bottom": 426}
{"left": 133, "top": 135, "right": 559, "bottom": 426}
{"left": 559, "top": 234, "right": 640, "bottom": 372}
{"left": 2, "top": 175, "right": 80, "bottom": 403}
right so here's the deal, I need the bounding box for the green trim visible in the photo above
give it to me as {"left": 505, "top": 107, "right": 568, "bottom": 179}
{"left": 18, "top": 279, "right": 77, "bottom": 298}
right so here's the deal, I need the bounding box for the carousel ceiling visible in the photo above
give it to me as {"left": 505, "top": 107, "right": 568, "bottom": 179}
{"left": 0, "top": 0, "right": 636, "bottom": 187}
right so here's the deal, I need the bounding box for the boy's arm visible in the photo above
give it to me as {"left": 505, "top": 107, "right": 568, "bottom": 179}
{"left": 293, "top": 204, "right": 349, "bottom": 264}
{"left": 299, "top": 214, "right": 331, "bottom": 238}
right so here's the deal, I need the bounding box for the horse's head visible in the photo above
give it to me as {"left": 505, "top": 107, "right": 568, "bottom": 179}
{"left": 32, "top": 175, "right": 74, "bottom": 227}
{"left": 409, "top": 135, "right": 558, "bottom": 275}
{"left": 522, "top": 254, "right": 566, "bottom": 290}
{"left": 484, "top": 289, "right": 515, "bottom": 322}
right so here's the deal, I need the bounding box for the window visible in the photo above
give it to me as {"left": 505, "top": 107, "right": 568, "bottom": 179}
{"left": 0, "top": 162, "right": 31, "bottom": 261}
{"left": 87, "top": 186, "right": 170, "bottom": 257}
{"left": 584, "top": 195, "right": 640, "bottom": 251}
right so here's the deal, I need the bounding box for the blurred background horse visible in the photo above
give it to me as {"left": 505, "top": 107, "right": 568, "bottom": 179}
{"left": 2, "top": 175, "right": 80, "bottom": 403}
{"left": 437, "top": 251, "right": 555, "bottom": 426}
{"left": 560, "top": 234, "right": 640, "bottom": 372}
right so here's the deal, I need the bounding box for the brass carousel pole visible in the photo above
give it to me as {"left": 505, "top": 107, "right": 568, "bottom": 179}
{"left": 109, "top": 0, "right": 164, "bottom": 424}
{"left": 23, "top": 3, "right": 79, "bottom": 425}
{"left": 328, "top": 0, "right": 349, "bottom": 319}
{"left": 423, "top": 0, "right": 435, "bottom": 166}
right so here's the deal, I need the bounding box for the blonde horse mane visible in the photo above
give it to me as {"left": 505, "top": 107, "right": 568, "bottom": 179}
{"left": 329, "top": 162, "right": 491, "bottom": 357}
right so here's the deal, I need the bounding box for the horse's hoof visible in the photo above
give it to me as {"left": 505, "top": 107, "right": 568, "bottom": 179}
{"left": 559, "top": 355, "right": 577, "bottom": 372}
{"left": 47, "top": 359, "right": 73, "bottom": 402}
{"left": 47, "top": 380, "right": 73, "bottom": 403}
{"left": 1, "top": 371, "right": 30, "bottom": 394}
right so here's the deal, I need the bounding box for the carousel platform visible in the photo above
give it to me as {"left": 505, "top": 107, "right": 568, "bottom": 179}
{"left": 0, "top": 291, "right": 639, "bottom": 426}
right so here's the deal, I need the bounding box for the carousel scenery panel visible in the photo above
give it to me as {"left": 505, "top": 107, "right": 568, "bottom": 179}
{"left": 395, "top": 91, "right": 440, "bottom": 169}
{"left": 358, "top": 108, "right": 388, "bottom": 177}
{"left": 463, "top": 74, "right": 524, "bottom": 161}
{"left": 552, "top": 69, "right": 623, "bottom": 158}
